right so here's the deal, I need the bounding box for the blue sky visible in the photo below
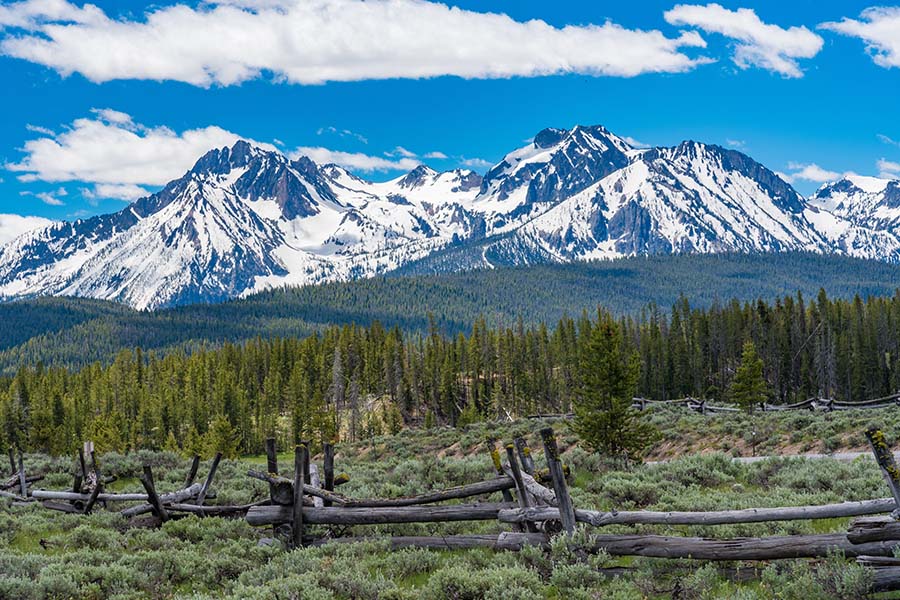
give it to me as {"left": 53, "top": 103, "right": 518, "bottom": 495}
{"left": 1, "top": 0, "right": 900, "bottom": 224}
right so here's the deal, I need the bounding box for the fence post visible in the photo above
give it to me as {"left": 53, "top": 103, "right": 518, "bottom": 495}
{"left": 486, "top": 437, "right": 516, "bottom": 505}
{"left": 866, "top": 427, "right": 900, "bottom": 518}
{"left": 513, "top": 437, "right": 535, "bottom": 476}
{"left": 292, "top": 444, "right": 307, "bottom": 549}
{"left": 197, "top": 453, "right": 222, "bottom": 506}
{"left": 183, "top": 455, "right": 201, "bottom": 488}
{"left": 139, "top": 465, "right": 169, "bottom": 522}
{"left": 265, "top": 438, "right": 278, "bottom": 502}
{"left": 540, "top": 427, "right": 576, "bottom": 536}
{"left": 323, "top": 442, "right": 335, "bottom": 507}
{"left": 83, "top": 451, "right": 102, "bottom": 514}
{"left": 506, "top": 444, "right": 538, "bottom": 533}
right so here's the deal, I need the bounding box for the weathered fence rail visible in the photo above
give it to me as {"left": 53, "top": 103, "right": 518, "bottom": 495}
{"left": 11, "top": 423, "right": 900, "bottom": 593}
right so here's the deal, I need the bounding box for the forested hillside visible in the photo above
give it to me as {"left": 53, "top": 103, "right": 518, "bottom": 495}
{"left": 3, "top": 289, "right": 899, "bottom": 456}
{"left": 1, "top": 252, "right": 898, "bottom": 372}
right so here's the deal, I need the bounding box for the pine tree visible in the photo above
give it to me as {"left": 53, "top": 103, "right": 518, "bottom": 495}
{"left": 730, "top": 340, "right": 769, "bottom": 412}
{"left": 573, "top": 312, "right": 659, "bottom": 460}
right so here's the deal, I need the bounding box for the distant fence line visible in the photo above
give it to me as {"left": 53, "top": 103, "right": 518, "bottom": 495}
{"left": 526, "top": 393, "right": 900, "bottom": 419}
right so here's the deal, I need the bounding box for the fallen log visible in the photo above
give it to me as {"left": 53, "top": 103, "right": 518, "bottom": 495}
{"left": 871, "top": 566, "right": 900, "bottom": 592}
{"left": 1, "top": 474, "right": 42, "bottom": 490}
{"left": 32, "top": 483, "right": 203, "bottom": 508}
{"left": 248, "top": 470, "right": 515, "bottom": 507}
{"left": 313, "top": 532, "right": 548, "bottom": 551}
{"left": 167, "top": 500, "right": 268, "bottom": 516}
{"left": 502, "top": 466, "right": 556, "bottom": 506}
{"left": 500, "top": 498, "right": 900, "bottom": 527}
{"left": 247, "top": 502, "right": 514, "bottom": 527}
{"left": 120, "top": 483, "right": 204, "bottom": 518}
{"left": 587, "top": 532, "right": 898, "bottom": 560}
{"left": 40, "top": 501, "right": 82, "bottom": 513}
{"left": 848, "top": 517, "right": 900, "bottom": 544}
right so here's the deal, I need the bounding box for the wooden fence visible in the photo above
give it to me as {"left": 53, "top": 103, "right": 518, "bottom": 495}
{"left": 9, "top": 426, "right": 900, "bottom": 592}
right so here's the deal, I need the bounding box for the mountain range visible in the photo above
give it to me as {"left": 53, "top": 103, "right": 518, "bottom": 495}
{"left": 2, "top": 124, "right": 899, "bottom": 310}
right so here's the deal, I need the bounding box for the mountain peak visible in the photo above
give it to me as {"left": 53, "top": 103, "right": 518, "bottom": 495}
{"left": 396, "top": 164, "right": 437, "bottom": 188}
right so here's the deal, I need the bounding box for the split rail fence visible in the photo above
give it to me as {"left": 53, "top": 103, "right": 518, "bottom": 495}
{"left": 9, "top": 426, "right": 900, "bottom": 592}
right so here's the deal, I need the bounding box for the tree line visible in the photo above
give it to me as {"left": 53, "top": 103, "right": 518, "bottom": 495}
{"left": 2, "top": 289, "right": 899, "bottom": 456}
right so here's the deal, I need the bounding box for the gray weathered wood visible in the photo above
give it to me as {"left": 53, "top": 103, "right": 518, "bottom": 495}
{"left": 247, "top": 502, "right": 514, "bottom": 527}
{"left": 500, "top": 497, "right": 900, "bottom": 527}
{"left": 139, "top": 465, "right": 168, "bottom": 522}
{"left": 83, "top": 451, "right": 102, "bottom": 514}
{"left": 540, "top": 427, "right": 576, "bottom": 535}
{"left": 513, "top": 437, "right": 535, "bottom": 475}
{"left": 867, "top": 427, "right": 900, "bottom": 516}
{"left": 119, "top": 483, "right": 204, "bottom": 517}
{"left": 871, "top": 566, "right": 900, "bottom": 592}
{"left": 506, "top": 445, "right": 537, "bottom": 533}
{"left": 248, "top": 469, "right": 514, "bottom": 507}
{"left": 487, "top": 437, "right": 516, "bottom": 505}
{"left": 847, "top": 516, "right": 900, "bottom": 544}
{"left": 309, "top": 464, "right": 324, "bottom": 508}
{"left": 197, "top": 452, "right": 222, "bottom": 506}
{"left": 17, "top": 451, "right": 27, "bottom": 498}
{"left": 1, "top": 474, "right": 42, "bottom": 490}
{"left": 292, "top": 445, "right": 307, "bottom": 549}
{"left": 265, "top": 438, "right": 278, "bottom": 502}
{"left": 0, "top": 488, "right": 21, "bottom": 500}
{"left": 183, "top": 455, "right": 201, "bottom": 488}
{"left": 323, "top": 442, "right": 335, "bottom": 507}
{"left": 33, "top": 484, "right": 202, "bottom": 505}
{"left": 586, "top": 532, "right": 899, "bottom": 560}
{"left": 314, "top": 532, "right": 548, "bottom": 551}
{"left": 166, "top": 500, "right": 268, "bottom": 516}
{"left": 77, "top": 447, "right": 87, "bottom": 481}
{"left": 40, "top": 500, "right": 82, "bottom": 513}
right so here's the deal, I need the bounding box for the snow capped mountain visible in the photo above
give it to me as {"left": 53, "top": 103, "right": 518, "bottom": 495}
{"left": 2, "top": 126, "right": 899, "bottom": 309}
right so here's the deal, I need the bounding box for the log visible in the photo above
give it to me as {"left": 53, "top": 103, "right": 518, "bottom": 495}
{"left": 167, "top": 500, "right": 268, "bottom": 517}
{"left": 292, "top": 445, "right": 306, "bottom": 549}
{"left": 83, "top": 451, "right": 102, "bottom": 514}
{"left": 197, "top": 452, "right": 222, "bottom": 506}
{"left": 848, "top": 516, "right": 900, "bottom": 544}
{"left": 871, "top": 567, "right": 900, "bottom": 592}
{"left": 33, "top": 485, "right": 202, "bottom": 505}
{"left": 248, "top": 469, "right": 515, "bottom": 507}
{"left": 119, "top": 483, "right": 204, "bottom": 517}
{"left": 40, "top": 500, "right": 82, "bottom": 513}
{"left": 499, "top": 498, "right": 900, "bottom": 527}
{"left": 502, "top": 466, "right": 556, "bottom": 506}
{"left": 586, "top": 532, "right": 899, "bottom": 560}
{"left": 139, "top": 465, "right": 168, "bottom": 522}
{"left": 17, "top": 451, "right": 27, "bottom": 498}
{"left": 487, "top": 438, "right": 516, "bottom": 505}
{"left": 866, "top": 428, "right": 900, "bottom": 516}
{"left": 312, "top": 532, "right": 899, "bottom": 560}
{"left": 323, "top": 442, "right": 335, "bottom": 507}
{"left": 857, "top": 555, "right": 900, "bottom": 567}
{"left": 541, "top": 428, "right": 576, "bottom": 535}
{"left": 265, "top": 438, "right": 278, "bottom": 502}
{"left": 309, "top": 464, "right": 324, "bottom": 509}
{"left": 1, "top": 474, "right": 42, "bottom": 490}
{"left": 314, "top": 532, "right": 548, "bottom": 551}
{"left": 247, "top": 502, "right": 514, "bottom": 527}
{"left": 0, "top": 488, "right": 21, "bottom": 500}
{"left": 506, "top": 445, "right": 537, "bottom": 533}
{"left": 248, "top": 470, "right": 295, "bottom": 505}
{"left": 183, "top": 455, "right": 201, "bottom": 488}
{"left": 513, "top": 437, "right": 535, "bottom": 475}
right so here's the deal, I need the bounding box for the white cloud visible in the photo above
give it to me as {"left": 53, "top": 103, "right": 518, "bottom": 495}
{"left": 664, "top": 4, "right": 822, "bottom": 77}
{"left": 821, "top": 8, "right": 900, "bottom": 70}
{"left": 622, "top": 136, "right": 650, "bottom": 149}
{"left": 0, "top": 0, "right": 709, "bottom": 87}
{"left": 21, "top": 187, "right": 67, "bottom": 206}
{"left": 878, "top": 158, "right": 900, "bottom": 179}
{"left": 317, "top": 126, "right": 368, "bottom": 144}
{"left": 291, "top": 147, "right": 420, "bottom": 172}
{"left": 84, "top": 183, "right": 152, "bottom": 201}
{"left": 424, "top": 151, "right": 449, "bottom": 159}
{"left": 388, "top": 146, "right": 418, "bottom": 159}
{"left": 780, "top": 162, "right": 842, "bottom": 184}
{"left": 461, "top": 157, "right": 493, "bottom": 169}
{"left": 726, "top": 139, "right": 746, "bottom": 149}
{"left": 8, "top": 108, "right": 273, "bottom": 186}
{"left": 25, "top": 124, "right": 55, "bottom": 135}
{"left": 878, "top": 134, "right": 900, "bottom": 149}
{"left": 0, "top": 213, "right": 54, "bottom": 245}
